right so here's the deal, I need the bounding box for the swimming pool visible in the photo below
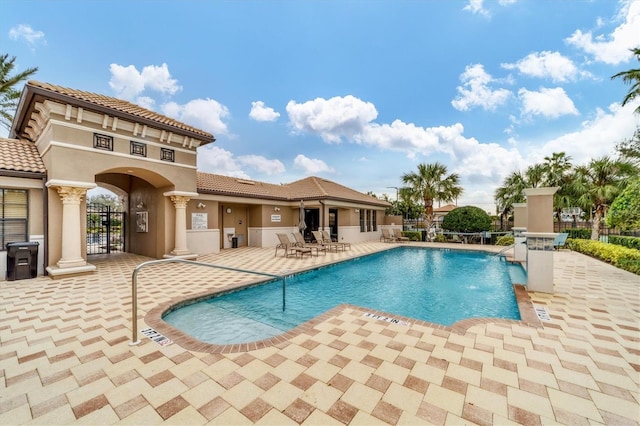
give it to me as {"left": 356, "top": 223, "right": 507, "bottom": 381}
{"left": 163, "top": 247, "right": 526, "bottom": 345}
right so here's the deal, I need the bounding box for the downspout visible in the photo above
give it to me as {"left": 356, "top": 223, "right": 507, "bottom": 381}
{"left": 319, "top": 200, "right": 325, "bottom": 230}
{"left": 42, "top": 174, "right": 48, "bottom": 276}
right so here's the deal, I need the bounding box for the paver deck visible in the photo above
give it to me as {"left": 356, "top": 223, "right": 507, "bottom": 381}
{"left": 1, "top": 241, "right": 638, "bottom": 425}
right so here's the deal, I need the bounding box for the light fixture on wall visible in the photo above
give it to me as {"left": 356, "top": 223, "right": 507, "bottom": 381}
{"left": 274, "top": 206, "right": 281, "bottom": 212}
{"left": 354, "top": 209, "right": 360, "bottom": 213}
{"left": 136, "top": 201, "right": 145, "bottom": 209}
{"left": 226, "top": 207, "right": 232, "bottom": 214}
{"left": 197, "top": 202, "right": 206, "bottom": 209}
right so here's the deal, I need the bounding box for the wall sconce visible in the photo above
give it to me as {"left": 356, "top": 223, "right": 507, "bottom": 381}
{"left": 226, "top": 207, "right": 232, "bottom": 214}
{"left": 274, "top": 206, "right": 281, "bottom": 212}
{"left": 354, "top": 209, "right": 360, "bottom": 213}
{"left": 197, "top": 202, "right": 206, "bottom": 209}
{"left": 136, "top": 201, "right": 145, "bottom": 209}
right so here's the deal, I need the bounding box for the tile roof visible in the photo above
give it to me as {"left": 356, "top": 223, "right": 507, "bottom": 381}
{"left": 197, "top": 172, "right": 390, "bottom": 206}
{"left": 433, "top": 203, "right": 458, "bottom": 213}
{"left": 22, "top": 81, "right": 215, "bottom": 143}
{"left": 0, "top": 138, "right": 46, "bottom": 175}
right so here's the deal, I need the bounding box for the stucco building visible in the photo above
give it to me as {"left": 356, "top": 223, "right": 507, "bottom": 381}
{"left": 0, "top": 81, "right": 392, "bottom": 280}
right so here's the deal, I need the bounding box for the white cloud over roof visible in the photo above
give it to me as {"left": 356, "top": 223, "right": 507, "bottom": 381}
{"left": 8, "top": 24, "right": 46, "bottom": 48}
{"left": 249, "top": 101, "right": 280, "bottom": 122}
{"left": 162, "top": 98, "right": 230, "bottom": 135}
{"left": 109, "top": 63, "right": 181, "bottom": 100}
{"left": 451, "top": 64, "right": 512, "bottom": 111}
{"left": 293, "top": 154, "right": 334, "bottom": 174}
{"left": 197, "top": 146, "right": 250, "bottom": 179}
{"left": 237, "top": 155, "right": 285, "bottom": 175}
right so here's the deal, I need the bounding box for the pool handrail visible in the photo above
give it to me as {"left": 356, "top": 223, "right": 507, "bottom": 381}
{"left": 130, "top": 257, "right": 287, "bottom": 346}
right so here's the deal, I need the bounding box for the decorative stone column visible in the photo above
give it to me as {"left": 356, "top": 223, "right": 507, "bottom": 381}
{"left": 512, "top": 202, "right": 528, "bottom": 262}
{"left": 523, "top": 187, "right": 559, "bottom": 293}
{"left": 46, "top": 180, "right": 97, "bottom": 277}
{"left": 164, "top": 191, "right": 198, "bottom": 258}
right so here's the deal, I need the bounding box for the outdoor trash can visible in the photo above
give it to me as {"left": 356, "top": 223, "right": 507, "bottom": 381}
{"left": 6, "top": 241, "right": 39, "bottom": 281}
{"left": 231, "top": 237, "right": 238, "bottom": 248}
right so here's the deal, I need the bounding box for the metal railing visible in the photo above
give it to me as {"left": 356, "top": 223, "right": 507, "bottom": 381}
{"left": 129, "top": 258, "right": 288, "bottom": 345}
{"left": 494, "top": 244, "right": 515, "bottom": 256}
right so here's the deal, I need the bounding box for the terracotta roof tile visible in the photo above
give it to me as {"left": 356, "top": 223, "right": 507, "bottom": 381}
{"left": 0, "top": 138, "right": 46, "bottom": 175}
{"left": 197, "top": 172, "right": 390, "bottom": 207}
{"left": 26, "top": 81, "right": 214, "bottom": 142}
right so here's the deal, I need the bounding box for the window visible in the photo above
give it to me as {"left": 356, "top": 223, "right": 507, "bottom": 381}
{"left": 93, "top": 133, "right": 113, "bottom": 151}
{"left": 161, "top": 148, "right": 175, "bottom": 162}
{"left": 359, "top": 209, "right": 365, "bottom": 232}
{"left": 366, "top": 210, "right": 371, "bottom": 232}
{"left": 1, "top": 189, "right": 28, "bottom": 249}
{"left": 130, "top": 141, "right": 147, "bottom": 157}
{"left": 372, "top": 210, "right": 377, "bottom": 232}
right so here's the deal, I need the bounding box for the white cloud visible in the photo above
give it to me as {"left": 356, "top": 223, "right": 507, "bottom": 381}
{"left": 8, "top": 24, "right": 45, "bottom": 48}
{"left": 451, "top": 64, "right": 512, "bottom": 111}
{"left": 501, "top": 51, "right": 590, "bottom": 82}
{"left": 533, "top": 102, "right": 639, "bottom": 166}
{"left": 237, "top": 155, "right": 285, "bottom": 175}
{"left": 162, "top": 98, "right": 230, "bottom": 135}
{"left": 293, "top": 155, "right": 335, "bottom": 174}
{"left": 518, "top": 87, "right": 579, "bottom": 119}
{"left": 249, "top": 101, "right": 280, "bottom": 122}
{"left": 566, "top": 0, "right": 640, "bottom": 65}
{"left": 463, "top": 0, "right": 490, "bottom": 16}
{"left": 109, "top": 63, "right": 181, "bottom": 101}
{"left": 286, "top": 95, "right": 378, "bottom": 143}
{"left": 197, "top": 146, "right": 250, "bottom": 178}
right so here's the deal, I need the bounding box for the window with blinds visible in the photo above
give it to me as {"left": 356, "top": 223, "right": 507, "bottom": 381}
{"left": 1, "top": 189, "right": 28, "bottom": 249}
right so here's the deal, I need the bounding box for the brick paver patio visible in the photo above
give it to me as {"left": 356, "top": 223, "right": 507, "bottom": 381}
{"left": 1, "top": 242, "right": 638, "bottom": 425}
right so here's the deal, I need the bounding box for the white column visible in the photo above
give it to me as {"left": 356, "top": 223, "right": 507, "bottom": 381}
{"left": 46, "top": 180, "right": 97, "bottom": 277}
{"left": 513, "top": 227, "right": 527, "bottom": 262}
{"left": 164, "top": 191, "right": 198, "bottom": 258}
{"left": 523, "top": 232, "right": 557, "bottom": 293}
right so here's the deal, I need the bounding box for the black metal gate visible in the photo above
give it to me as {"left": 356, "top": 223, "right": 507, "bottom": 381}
{"left": 86, "top": 204, "right": 125, "bottom": 255}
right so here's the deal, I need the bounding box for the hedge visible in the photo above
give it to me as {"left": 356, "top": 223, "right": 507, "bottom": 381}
{"left": 566, "top": 238, "right": 640, "bottom": 275}
{"left": 496, "top": 235, "right": 514, "bottom": 246}
{"left": 401, "top": 231, "right": 422, "bottom": 241}
{"left": 609, "top": 235, "right": 640, "bottom": 250}
{"left": 565, "top": 228, "right": 591, "bottom": 239}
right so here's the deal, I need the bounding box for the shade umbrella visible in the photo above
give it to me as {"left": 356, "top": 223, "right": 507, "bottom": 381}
{"left": 298, "top": 200, "right": 306, "bottom": 234}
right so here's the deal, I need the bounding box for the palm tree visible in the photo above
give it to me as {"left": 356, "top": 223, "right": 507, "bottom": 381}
{"left": 611, "top": 47, "right": 640, "bottom": 115}
{"left": 401, "top": 162, "right": 462, "bottom": 237}
{"left": 571, "top": 156, "right": 635, "bottom": 240}
{"left": 0, "top": 54, "right": 38, "bottom": 131}
{"left": 541, "top": 152, "right": 574, "bottom": 223}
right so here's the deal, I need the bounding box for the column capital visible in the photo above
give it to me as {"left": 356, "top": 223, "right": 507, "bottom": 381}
{"left": 168, "top": 195, "right": 191, "bottom": 209}
{"left": 54, "top": 186, "right": 88, "bottom": 204}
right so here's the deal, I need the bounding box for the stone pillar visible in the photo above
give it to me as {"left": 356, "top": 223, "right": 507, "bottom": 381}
{"left": 164, "top": 191, "right": 198, "bottom": 259}
{"left": 523, "top": 187, "right": 559, "bottom": 293}
{"left": 512, "top": 202, "right": 528, "bottom": 262}
{"left": 46, "top": 180, "right": 97, "bottom": 278}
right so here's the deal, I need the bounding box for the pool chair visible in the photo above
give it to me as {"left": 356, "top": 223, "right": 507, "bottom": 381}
{"left": 292, "top": 232, "right": 327, "bottom": 256}
{"left": 380, "top": 228, "right": 396, "bottom": 243}
{"left": 391, "top": 229, "right": 410, "bottom": 242}
{"left": 553, "top": 233, "right": 569, "bottom": 250}
{"left": 275, "top": 233, "right": 312, "bottom": 258}
{"left": 322, "top": 230, "right": 351, "bottom": 250}
{"left": 312, "top": 231, "right": 341, "bottom": 252}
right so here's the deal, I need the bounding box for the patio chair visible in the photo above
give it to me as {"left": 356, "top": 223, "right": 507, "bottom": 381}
{"left": 312, "top": 231, "right": 341, "bottom": 252}
{"left": 275, "top": 233, "right": 312, "bottom": 258}
{"left": 391, "top": 229, "right": 410, "bottom": 242}
{"left": 553, "top": 233, "right": 569, "bottom": 250}
{"left": 292, "top": 232, "right": 327, "bottom": 256}
{"left": 380, "top": 228, "right": 396, "bottom": 243}
{"left": 322, "top": 230, "right": 351, "bottom": 250}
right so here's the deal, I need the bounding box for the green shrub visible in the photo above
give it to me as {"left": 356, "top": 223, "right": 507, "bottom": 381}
{"left": 566, "top": 228, "right": 591, "bottom": 239}
{"left": 442, "top": 206, "right": 492, "bottom": 233}
{"left": 433, "top": 233, "right": 447, "bottom": 243}
{"left": 402, "top": 231, "right": 422, "bottom": 241}
{"left": 567, "top": 238, "right": 640, "bottom": 275}
{"left": 609, "top": 235, "right": 640, "bottom": 250}
{"left": 496, "top": 235, "right": 514, "bottom": 246}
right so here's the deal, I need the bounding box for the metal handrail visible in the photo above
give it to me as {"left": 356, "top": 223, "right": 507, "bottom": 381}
{"left": 494, "top": 244, "right": 515, "bottom": 256}
{"left": 129, "top": 258, "right": 287, "bottom": 345}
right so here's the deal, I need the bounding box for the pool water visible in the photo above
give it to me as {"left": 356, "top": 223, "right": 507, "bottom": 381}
{"left": 163, "top": 247, "right": 525, "bottom": 344}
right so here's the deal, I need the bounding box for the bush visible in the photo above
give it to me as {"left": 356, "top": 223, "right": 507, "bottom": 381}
{"left": 567, "top": 238, "right": 640, "bottom": 275}
{"left": 566, "top": 228, "right": 591, "bottom": 239}
{"left": 496, "top": 235, "right": 514, "bottom": 246}
{"left": 442, "top": 206, "right": 492, "bottom": 233}
{"left": 609, "top": 235, "right": 640, "bottom": 250}
{"left": 402, "top": 231, "right": 422, "bottom": 241}
{"left": 433, "top": 233, "right": 447, "bottom": 243}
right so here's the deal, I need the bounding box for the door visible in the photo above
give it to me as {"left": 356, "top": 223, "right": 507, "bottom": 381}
{"left": 329, "top": 208, "right": 338, "bottom": 241}
{"left": 86, "top": 204, "right": 125, "bottom": 255}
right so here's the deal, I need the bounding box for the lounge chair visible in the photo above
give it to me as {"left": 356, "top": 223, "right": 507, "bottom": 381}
{"left": 321, "top": 230, "right": 351, "bottom": 250}
{"left": 275, "top": 233, "right": 312, "bottom": 258}
{"left": 292, "top": 232, "right": 327, "bottom": 256}
{"left": 380, "top": 228, "right": 395, "bottom": 243}
{"left": 553, "top": 233, "right": 569, "bottom": 250}
{"left": 391, "top": 229, "right": 410, "bottom": 242}
{"left": 312, "top": 231, "right": 341, "bottom": 252}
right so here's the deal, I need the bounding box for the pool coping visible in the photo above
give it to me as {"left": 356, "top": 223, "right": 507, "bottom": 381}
{"left": 145, "top": 250, "right": 542, "bottom": 354}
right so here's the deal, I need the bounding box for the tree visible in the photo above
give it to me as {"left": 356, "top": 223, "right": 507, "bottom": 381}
{"left": 441, "top": 206, "right": 492, "bottom": 233}
{"left": 87, "top": 193, "right": 122, "bottom": 210}
{"left": 494, "top": 170, "right": 527, "bottom": 228}
{"left": 606, "top": 178, "right": 640, "bottom": 232}
{"left": 401, "top": 162, "right": 462, "bottom": 237}
{"left": 616, "top": 127, "right": 640, "bottom": 166}
{"left": 571, "top": 156, "right": 636, "bottom": 240}
{"left": 541, "top": 152, "right": 574, "bottom": 223}
{"left": 0, "top": 54, "right": 38, "bottom": 131}
{"left": 611, "top": 47, "right": 640, "bottom": 115}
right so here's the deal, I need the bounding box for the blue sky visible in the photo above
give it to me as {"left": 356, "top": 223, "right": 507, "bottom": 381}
{"left": 2, "top": 0, "right": 639, "bottom": 212}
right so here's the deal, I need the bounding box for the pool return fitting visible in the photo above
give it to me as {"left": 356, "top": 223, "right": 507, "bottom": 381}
{"left": 129, "top": 258, "right": 287, "bottom": 346}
